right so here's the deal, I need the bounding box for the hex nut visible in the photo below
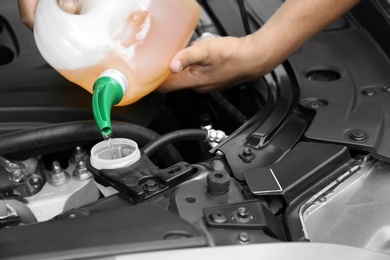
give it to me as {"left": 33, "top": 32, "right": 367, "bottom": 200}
{"left": 207, "top": 171, "right": 231, "bottom": 195}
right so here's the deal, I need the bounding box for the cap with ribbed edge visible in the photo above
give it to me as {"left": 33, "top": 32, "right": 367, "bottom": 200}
{"left": 92, "top": 69, "right": 128, "bottom": 139}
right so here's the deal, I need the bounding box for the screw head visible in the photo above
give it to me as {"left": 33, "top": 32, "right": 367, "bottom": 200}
{"left": 361, "top": 87, "right": 376, "bottom": 96}
{"left": 233, "top": 207, "right": 253, "bottom": 223}
{"left": 210, "top": 212, "right": 228, "bottom": 224}
{"left": 348, "top": 130, "right": 367, "bottom": 141}
{"left": 11, "top": 171, "right": 24, "bottom": 183}
{"left": 237, "top": 207, "right": 250, "bottom": 218}
{"left": 243, "top": 148, "right": 252, "bottom": 156}
{"left": 382, "top": 85, "right": 390, "bottom": 93}
{"left": 239, "top": 148, "right": 256, "bottom": 163}
{"left": 143, "top": 179, "right": 159, "bottom": 192}
{"left": 29, "top": 176, "right": 43, "bottom": 189}
{"left": 310, "top": 102, "right": 320, "bottom": 109}
{"left": 237, "top": 232, "right": 250, "bottom": 245}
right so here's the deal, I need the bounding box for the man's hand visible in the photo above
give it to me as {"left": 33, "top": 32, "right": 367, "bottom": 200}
{"left": 18, "top": 0, "right": 78, "bottom": 31}
{"left": 159, "top": 35, "right": 269, "bottom": 93}
{"left": 160, "top": 0, "right": 360, "bottom": 93}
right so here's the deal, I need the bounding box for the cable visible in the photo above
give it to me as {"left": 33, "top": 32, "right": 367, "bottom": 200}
{"left": 237, "top": 0, "right": 251, "bottom": 35}
{"left": 142, "top": 129, "right": 209, "bottom": 157}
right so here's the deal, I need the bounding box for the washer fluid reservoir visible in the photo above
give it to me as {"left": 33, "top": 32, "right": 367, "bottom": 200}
{"left": 90, "top": 138, "right": 141, "bottom": 170}
{"left": 34, "top": 0, "right": 200, "bottom": 137}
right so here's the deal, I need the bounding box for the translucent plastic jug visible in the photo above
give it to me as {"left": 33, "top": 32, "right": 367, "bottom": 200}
{"left": 34, "top": 0, "right": 200, "bottom": 137}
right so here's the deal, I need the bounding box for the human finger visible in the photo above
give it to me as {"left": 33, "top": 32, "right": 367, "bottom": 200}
{"left": 57, "top": 0, "right": 78, "bottom": 14}
{"left": 169, "top": 40, "right": 211, "bottom": 74}
{"left": 18, "top": 0, "right": 39, "bottom": 30}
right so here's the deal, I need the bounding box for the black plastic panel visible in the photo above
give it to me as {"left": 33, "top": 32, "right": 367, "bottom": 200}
{"left": 211, "top": 65, "right": 307, "bottom": 181}
{"left": 206, "top": 0, "right": 390, "bottom": 162}
{"left": 0, "top": 205, "right": 206, "bottom": 260}
{"left": 244, "top": 142, "right": 350, "bottom": 204}
{"left": 290, "top": 25, "right": 390, "bottom": 162}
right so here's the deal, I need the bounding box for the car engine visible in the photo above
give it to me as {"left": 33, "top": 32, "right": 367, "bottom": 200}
{"left": 1, "top": 0, "right": 390, "bottom": 259}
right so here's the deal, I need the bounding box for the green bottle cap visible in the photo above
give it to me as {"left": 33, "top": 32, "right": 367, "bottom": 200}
{"left": 92, "top": 70, "right": 128, "bottom": 139}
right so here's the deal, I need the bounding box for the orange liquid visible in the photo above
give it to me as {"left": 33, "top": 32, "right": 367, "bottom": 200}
{"left": 58, "top": 0, "right": 200, "bottom": 106}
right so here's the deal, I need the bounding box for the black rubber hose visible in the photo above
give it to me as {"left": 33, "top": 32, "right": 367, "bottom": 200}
{"left": 237, "top": 0, "right": 251, "bottom": 35}
{"left": 142, "top": 129, "right": 208, "bottom": 156}
{"left": 0, "top": 120, "right": 182, "bottom": 165}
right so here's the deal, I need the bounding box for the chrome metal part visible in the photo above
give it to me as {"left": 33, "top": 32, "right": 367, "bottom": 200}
{"left": 236, "top": 232, "right": 251, "bottom": 245}
{"left": 49, "top": 161, "right": 70, "bottom": 186}
{"left": 0, "top": 156, "right": 27, "bottom": 183}
{"left": 73, "top": 159, "right": 92, "bottom": 181}
{"left": 299, "top": 155, "right": 390, "bottom": 254}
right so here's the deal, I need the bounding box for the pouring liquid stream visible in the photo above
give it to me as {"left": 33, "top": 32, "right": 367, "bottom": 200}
{"left": 106, "top": 138, "right": 118, "bottom": 159}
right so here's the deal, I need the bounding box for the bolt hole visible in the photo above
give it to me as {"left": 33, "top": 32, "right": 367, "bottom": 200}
{"left": 301, "top": 98, "right": 328, "bottom": 109}
{"left": 214, "top": 173, "right": 224, "bottom": 179}
{"left": 185, "top": 196, "right": 196, "bottom": 203}
{"left": 29, "top": 177, "right": 42, "bottom": 188}
{"left": 306, "top": 70, "right": 341, "bottom": 81}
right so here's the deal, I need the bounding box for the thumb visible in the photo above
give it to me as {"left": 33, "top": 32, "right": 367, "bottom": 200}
{"left": 57, "top": 0, "right": 78, "bottom": 13}
{"left": 169, "top": 43, "right": 208, "bottom": 74}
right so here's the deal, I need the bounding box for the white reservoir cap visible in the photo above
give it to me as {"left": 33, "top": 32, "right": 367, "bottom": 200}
{"left": 90, "top": 138, "right": 141, "bottom": 170}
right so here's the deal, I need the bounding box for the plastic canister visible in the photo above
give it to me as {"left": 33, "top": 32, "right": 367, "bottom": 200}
{"left": 34, "top": 0, "right": 200, "bottom": 106}
{"left": 34, "top": 0, "right": 200, "bottom": 138}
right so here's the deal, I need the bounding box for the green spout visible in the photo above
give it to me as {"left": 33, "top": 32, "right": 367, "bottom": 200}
{"left": 92, "top": 70, "right": 127, "bottom": 139}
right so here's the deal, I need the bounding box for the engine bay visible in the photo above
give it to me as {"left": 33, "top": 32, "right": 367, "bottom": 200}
{"left": 1, "top": 0, "right": 390, "bottom": 259}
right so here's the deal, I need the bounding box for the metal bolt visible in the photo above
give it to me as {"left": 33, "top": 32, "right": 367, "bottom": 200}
{"left": 309, "top": 102, "right": 320, "bottom": 109}
{"left": 237, "top": 232, "right": 250, "bottom": 245}
{"left": 348, "top": 130, "right": 367, "bottom": 141}
{"left": 210, "top": 212, "right": 228, "bottom": 224}
{"left": 233, "top": 207, "right": 253, "bottom": 224}
{"left": 25, "top": 174, "right": 44, "bottom": 196}
{"left": 11, "top": 171, "right": 24, "bottom": 183}
{"left": 243, "top": 148, "right": 252, "bottom": 156}
{"left": 69, "top": 146, "right": 87, "bottom": 165}
{"left": 50, "top": 161, "right": 69, "bottom": 186}
{"left": 29, "top": 176, "right": 41, "bottom": 189}
{"left": 73, "top": 159, "right": 92, "bottom": 181}
{"left": 143, "top": 179, "right": 159, "bottom": 192}
{"left": 382, "top": 85, "right": 390, "bottom": 93}
{"left": 361, "top": 87, "right": 376, "bottom": 96}
{"left": 237, "top": 207, "right": 250, "bottom": 218}
{"left": 73, "top": 146, "right": 86, "bottom": 163}
{"left": 239, "top": 148, "right": 255, "bottom": 163}
{"left": 52, "top": 161, "right": 62, "bottom": 174}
